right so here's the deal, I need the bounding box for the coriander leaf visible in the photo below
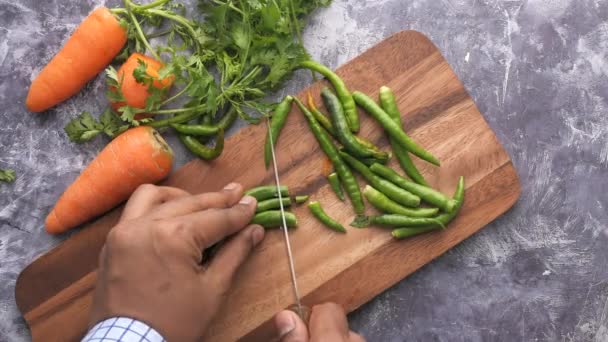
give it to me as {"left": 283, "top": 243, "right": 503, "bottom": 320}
{"left": 99, "top": 109, "right": 129, "bottom": 138}
{"left": 145, "top": 86, "right": 165, "bottom": 112}
{"left": 231, "top": 23, "right": 251, "bottom": 53}
{"left": 133, "top": 59, "right": 153, "bottom": 86}
{"left": 260, "top": 3, "right": 280, "bottom": 31}
{"left": 118, "top": 106, "right": 139, "bottom": 125}
{"left": 64, "top": 112, "right": 103, "bottom": 143}
{"left": 105, "top": 66, "right": 120, "bottom": 86}
{"left": 0, "top": 169, "right": 16, "bottom": 183}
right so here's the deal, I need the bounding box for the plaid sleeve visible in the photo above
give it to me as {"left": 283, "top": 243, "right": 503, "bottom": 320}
{"left": 81, "top": 317, "right": 165, "bottom": 342}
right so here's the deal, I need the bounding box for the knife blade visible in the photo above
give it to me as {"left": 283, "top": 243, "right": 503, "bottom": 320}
{"left": 265, "top": 118, "right": 304, "bottom": 318}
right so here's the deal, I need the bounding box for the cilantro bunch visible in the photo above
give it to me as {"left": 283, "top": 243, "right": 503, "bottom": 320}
{"left": 66, "top": 0, "right": 332, "bottom": 144}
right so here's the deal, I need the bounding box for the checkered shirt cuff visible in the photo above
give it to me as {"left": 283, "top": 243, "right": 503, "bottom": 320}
{"left": 81, "top": 317, "right": 165, "bottom": 342}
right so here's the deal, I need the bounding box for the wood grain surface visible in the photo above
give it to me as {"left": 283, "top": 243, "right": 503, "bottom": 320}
{"left": 15, "top": 30, "right": 520, "bottom": 342}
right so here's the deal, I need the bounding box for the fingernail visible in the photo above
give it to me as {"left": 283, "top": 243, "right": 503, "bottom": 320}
{"left": 251, "top": 226, "right": 265, "bottom": 246}
{"left": 277, "top": 312, "right": 296, "bottom": 337}
{"left": 239, "top": 195, "right": 256, "bottom": 206}
{"left": 223, "top": 182, "right": 239, "bottom": 191}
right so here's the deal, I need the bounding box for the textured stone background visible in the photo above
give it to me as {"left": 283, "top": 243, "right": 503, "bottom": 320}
{"left": 1, "top": 0, "right": 607, "bottom": 341}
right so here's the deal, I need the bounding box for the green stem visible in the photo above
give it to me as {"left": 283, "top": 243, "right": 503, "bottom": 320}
{"left": 110, "top": 8, "right": 128, "bottom": 15}
{"left": 160, "top": 81, "right": 193, "bottom": 106}
{"left": 146, "top": 9, "right": 199, "bottom": 42}
{"left": 125, "top": 0, "right": 170, "bottom": 10}
{"left": 147, "top": 29, "right": 173, "bottom": 39}
{"left": 211, "top": 0, "right": 245, "bottom": 16}
{"left": 128, "top": 11, "right": 161, "bottom": 60}
{"left": 289, "top": 0, "right": 303, "bottom": 46}
{"left": 147, "top": 103, "right": 207, "bottom": 115}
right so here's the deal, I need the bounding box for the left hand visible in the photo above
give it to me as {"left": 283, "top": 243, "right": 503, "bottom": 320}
{"left": 89, "top": 182, "right": 265, "bottom": 341}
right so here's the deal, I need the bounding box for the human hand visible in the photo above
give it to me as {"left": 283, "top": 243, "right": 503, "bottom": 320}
{"left": 274, "top": 303, "right": 365, "bottom": 342}
{"left": 89, "top": 182, "right": 265, "bottom": 341}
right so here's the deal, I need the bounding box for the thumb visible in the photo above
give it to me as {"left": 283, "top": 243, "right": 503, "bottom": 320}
{"left": 274, "top": 310, "right": 309, "bottom": 342}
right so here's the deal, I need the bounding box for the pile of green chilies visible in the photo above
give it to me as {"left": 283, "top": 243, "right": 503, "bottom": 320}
{"left": 263, "top": 61, "right": 465, "bottom": 239}
{"left": 245, "top": 185, "right": 308, "bottom": 229}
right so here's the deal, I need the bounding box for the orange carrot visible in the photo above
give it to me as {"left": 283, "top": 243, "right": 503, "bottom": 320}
{"left": 110, "top": 53, "right": 173, "bottom": 116}
{"left": 45, "top": 126, "right": 173, "bottom": 234}
{"left": 26, "top": 7, "right": 127, "bottom": 112}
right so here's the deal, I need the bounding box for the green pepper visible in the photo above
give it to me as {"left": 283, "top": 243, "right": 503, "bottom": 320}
{"left": 245, "top": 185, "right": 289, "bottom": 201}
{"left": 340, "top": 152, "right": 420, "bottom": 208}
{"left": 392, "top": 176, "right": 465, "bottom": 239}
{"left": 264, "top": 96, "right": 294, "bottom": 168}
{"left": 308, "top": 94, "right": 384, "bottom": 156}
{"left": 353, "top": 91, "right": 440, "bottom": 166}
{"left": 256, "top": 197, "right": 292, "bottom": 213}
{"left": 321, "top": 87, "right": 387, "bottom": 160}
{"left": 179, "top": 129, "right": 224, "bottom": 160}
{"left": 327, "top": 172, "right": 345, "bottom": 201}
{"left": 294, "top": 195, "right": 309, "bottom": 204}
{"left": 308, "top": 201, "right": 346, "bottom": 233}
{"left": 379, "top": 86, "right": 429, "bottom": 186}
{"left": 369, "top": 163, "right": 456, "bottom": 212}
{"left": 252, "top": 210, "right": 298, "bottom": 229}
{"left": 171, "top": 123, "right": 219, "bottom": 136}
{"left": 295, "top": 98, "right": 365, "bottom": 216}
{"left": 300, "top": 60, "right": 359, "bottom": 132}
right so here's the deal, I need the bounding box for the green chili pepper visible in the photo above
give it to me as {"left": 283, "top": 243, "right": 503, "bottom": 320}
{"left": 338, "top": 148, "right": 390, "bottom": 166}
{"left": 359, "top": 157, "right": 389, "bottom": 166}
{"left": 255, "top": 197, "right": 292, "bottom": 213}
{"left": 352, "top": 91, "right": 440, "bottom": 166}
{"left": 360, "top": 185, "right": 438, "bottom": 218}
{"left": 327, "top": 172, "right": 345, "bottom": 201}
{"left": 179, "top": 129, "right": 224, "bottom": 160}
{"left": 147, "top": 110, "right": 202, "bottom": 128}
{"left": 339, "top": 152, "right": 420, "bottom": 207}
{"left": 356, "top": 214, "right": 445, "bottom": 228}
{"left": 295, "top": 98, "right": 365, "bottom": 216}
{"left": 308, "top": 201, "right": 346, "bottom": 233}
{"left": 321, "top": 87, "right": 387, "bottom": 160}
{"left": 308, "top": 95, "right": 384, "bottom": 156}
{"left": 252, "top": 210, "right": 298, "bottom": 229}
{"left": 216, "top": 106, "right": 238, "bottom": 131}
{"left": 392, "top": 176, "right": 465, "bottom": 239}
{"left": 199, "top": 112, "right": 212, "bottom": 125}
{"left": 379, "top": 86, "right": 429, "bottom": 186}
{"left": 171, "top": 123, "right": 219, "bottom": 136}
{"left": 245, "top": 185, "right": 289, "bottom": 201}
{"left": 369, "top": 163, "right": 457, "bottom": 213}
{"left": 300, "top": 60, "right": 359, "bottom": 132}
{"left": 295, "top": 195, "right": 309, "bottom": 204}
{"left": 307, "top": 93, "right": 335, "bottom": 134}
{"left": 264, "top": 96, "right": 294, "bottom": 169}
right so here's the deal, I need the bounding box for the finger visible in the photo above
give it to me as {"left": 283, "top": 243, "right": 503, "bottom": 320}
{"left": 121, "top": 185, "right": 190, "bottom": 221}
{"left": 274, "top": 310, "right": 309, "bottom": 342}
{"left": 308, "top": 303, "right": 350, "bottom": 341}
{"left": 206, "top": 224, "right": 265, "bottom": 286}
{"left": 149, "top": 182, "right": 244, "bottom": 219}
{"left": 349, "top": 331, "right": 366, "bottom": 342}
{"left": 172, "top": 195, "right": 257, "bottom": 250}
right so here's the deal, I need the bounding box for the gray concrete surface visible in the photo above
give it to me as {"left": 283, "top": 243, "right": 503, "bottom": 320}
{"left": 1, "top": 0, "right": 607, "bottom": 341}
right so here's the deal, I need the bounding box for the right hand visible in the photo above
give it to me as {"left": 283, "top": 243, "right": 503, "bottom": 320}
{"left": 274, "top": 302, "right": 365, "bottom": 342}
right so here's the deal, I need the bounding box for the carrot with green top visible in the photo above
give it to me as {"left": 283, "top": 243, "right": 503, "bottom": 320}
{"left": 26, "top": 7, "right": 127, "bottom": 112}
{"left": 110, "top": 53, "right": 173, "bottom": 119}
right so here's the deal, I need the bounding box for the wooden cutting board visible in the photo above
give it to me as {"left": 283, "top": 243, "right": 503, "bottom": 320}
{"left": 15, "top": 30, "right": 520, "bottom": 341}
